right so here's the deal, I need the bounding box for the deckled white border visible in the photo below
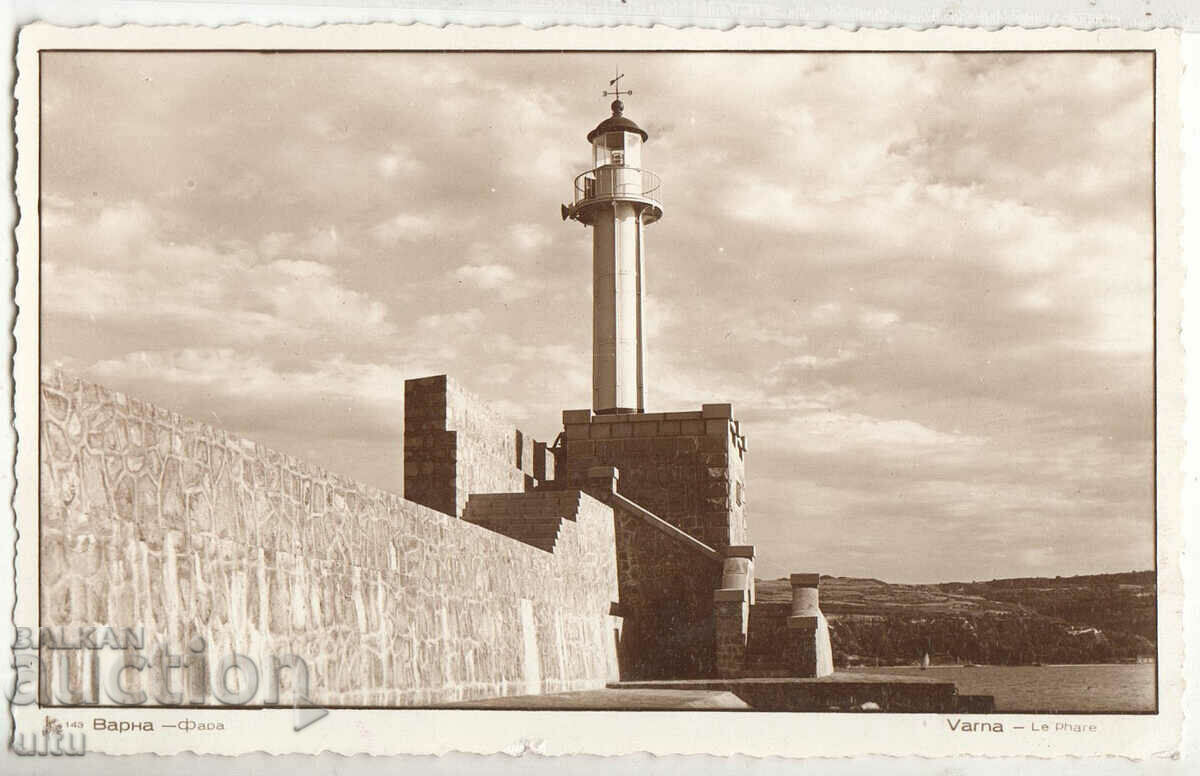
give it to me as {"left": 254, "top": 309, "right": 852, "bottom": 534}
{"left": 8, "top": 22, "right": 1185, "bottom": 761}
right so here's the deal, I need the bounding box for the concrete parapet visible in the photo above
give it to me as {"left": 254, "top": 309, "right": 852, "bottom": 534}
{"left": 563, "top": 408, "right": 594, "bottom": 425}
{"left": 563, "top": 405, "right": 746, "bottom": 452}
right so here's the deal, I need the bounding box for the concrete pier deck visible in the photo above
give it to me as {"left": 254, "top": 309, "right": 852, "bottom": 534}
{"left": 437, "top": 674, "right": 994, "bottom": 712}
{"left": 613, "top": 673, "right": 994, "bottom": 712}
{"left": 442, "top": 688, "right": 751, "bottom": 710}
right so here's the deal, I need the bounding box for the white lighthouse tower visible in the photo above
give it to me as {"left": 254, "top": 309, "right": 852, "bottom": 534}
{"left": 562, "top": 74, "right": 663, "bottom": 415}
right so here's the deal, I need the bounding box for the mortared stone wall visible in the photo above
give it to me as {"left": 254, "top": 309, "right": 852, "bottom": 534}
{"left": 38, "top": 371, "right": 620, "bottom": 707}
{"left": 559, "top": 405, "right": 749, "bottom": 551}
{"left": 610, "top": 506, "right": 723, "bottom": 679}
{"left": 404, "top": 374, "right": 553, "bottom": 518}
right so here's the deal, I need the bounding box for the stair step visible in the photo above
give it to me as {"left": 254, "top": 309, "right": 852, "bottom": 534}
{"left": 461, "top": 492, "right": 585, "bottom": 553}
{"left": 467, "top": 514, "right": 570, "bottom": 523}
{"left": 468, "top": 521, "right": 562, "bottom": 533}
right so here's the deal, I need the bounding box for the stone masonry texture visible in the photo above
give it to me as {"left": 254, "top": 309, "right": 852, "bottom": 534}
{"left": 557, "top": 408, "right": 749, "bottom": 681}
{"left": 463, "top": 491, "right": 587, "bottom": 553}
{"left": 609, "top": 505, "right": 723, "bottom": 679}
{"left": 404, "top": 375, "right": 552, "bottom": 518}
{"left": 39, "top": 371, "right": 620, "bottom": 707}
{"left": 727, "top": 601, "right": 833, "bottom": 679}
{"left": 560, "top": 408, "right": 748, "bottom": 552}
{"left": 743, "top": 603, "right": 794, "bottom": 677}
{"left": 713, "top": 594, "right": 749, "bottom": 678}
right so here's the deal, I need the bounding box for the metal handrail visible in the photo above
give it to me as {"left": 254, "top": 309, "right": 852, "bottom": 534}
{"left": 573, "top": 166, "right": 662, "bottom": 208}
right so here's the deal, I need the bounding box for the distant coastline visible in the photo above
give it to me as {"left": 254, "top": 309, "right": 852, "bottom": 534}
{"left": 756, "top": 571, "right": 1155, "bottom": 668}
{"left": 851, "top": 660, "right": 1155, "bottom": 669}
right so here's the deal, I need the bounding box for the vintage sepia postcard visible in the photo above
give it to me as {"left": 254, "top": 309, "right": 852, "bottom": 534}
{"left": 9, "top": 22, "right": 1184, "bottom": 759}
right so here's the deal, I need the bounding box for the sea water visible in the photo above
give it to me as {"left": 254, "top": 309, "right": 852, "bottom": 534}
{"left": 847, "top": 663, "right": 1155, "bottom": 713}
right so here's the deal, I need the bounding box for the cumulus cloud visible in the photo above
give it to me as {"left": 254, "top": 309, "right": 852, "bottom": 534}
{"left": 42, "top": 201, "right": 397, "bottom": 345}
{"left": 376, "top": 147, "right": 422, "bottom": 178}
{"left": 416, "top": 308, "right": 485, "bottom": 331}
{"left": 369, "top": 212, "right": 442, "bottom": 244}
{"left": 452, "top": 263, "right": 518, "bottom": 290}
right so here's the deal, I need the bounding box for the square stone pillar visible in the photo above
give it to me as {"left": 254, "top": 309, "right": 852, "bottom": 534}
{"left": 713, "top": 545, "right": 755, "bottom": 678}
{"left": 713, "top": 589, "right": 749, "bottom": 678}
{"left": 786, "top": 573, "right": 834, "bottom": 678}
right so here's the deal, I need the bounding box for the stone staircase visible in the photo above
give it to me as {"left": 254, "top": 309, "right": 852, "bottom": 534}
{"left": 462, "top": 490, "right": 584, "bottom": 552}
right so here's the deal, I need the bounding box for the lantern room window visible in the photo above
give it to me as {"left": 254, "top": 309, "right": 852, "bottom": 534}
{"left": 593, "top": 131, "right": 642, "bottom": 169}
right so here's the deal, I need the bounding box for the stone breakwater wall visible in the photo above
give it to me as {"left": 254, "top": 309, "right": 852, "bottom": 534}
{"left": 39, "top": 371, "right": 620, "bottom": 707}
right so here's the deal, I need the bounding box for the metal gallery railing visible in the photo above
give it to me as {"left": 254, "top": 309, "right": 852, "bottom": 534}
{"left": 572, "top": 166, "right": 662, "bottom": 208}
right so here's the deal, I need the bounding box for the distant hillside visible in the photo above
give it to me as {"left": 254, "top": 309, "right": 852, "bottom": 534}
{"left": 755, "top": 571, "right": 1156, "bottom": 667}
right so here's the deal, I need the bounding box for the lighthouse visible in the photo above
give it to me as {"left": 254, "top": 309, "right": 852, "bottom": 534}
{"left": 562, "top": 74, "right": 663, "bottom": 415}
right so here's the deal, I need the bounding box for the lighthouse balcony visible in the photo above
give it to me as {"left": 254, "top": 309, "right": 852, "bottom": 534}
{"left": 567, "top": 165, "right": 663, "bottom": 224}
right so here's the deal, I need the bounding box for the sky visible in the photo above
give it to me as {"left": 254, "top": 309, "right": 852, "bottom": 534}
{"left": 39, "top": 51, "right": 1155, "bottom": 583}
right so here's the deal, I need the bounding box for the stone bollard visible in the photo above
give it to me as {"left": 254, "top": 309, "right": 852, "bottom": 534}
{"left": 721, "top": 545, "right": 756, "bottom": 603}
{"left": 789, "top": 573, "right": 820, "bottom": 616}
{"left": 786, "top": 573, "right": 835, "bottom": 678}
{"left": 713, "top": 545, "right": 755, "bottom": 677}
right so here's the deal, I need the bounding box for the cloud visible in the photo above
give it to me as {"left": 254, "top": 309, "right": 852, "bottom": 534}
{"left": 369, "top": 212, "right": 441, "bottom": 244}
{"left": 452, "top": 263, "right": 517, "bottom": 290}
{"left": 508, "top": 223, "right": 552, "bottom": 253}
{"left": 416, "top": 308, "right": 485, "bottom": 332}
{"left": 89, "top": 348, "right": 410, "bottom": 406}
{"left": 764, "top": 411, "right": 986, "bottom": 461}
{"left": 42, "top": 201, "right": 398, "bottom": 345}
{"left": 376, "top": 148, "right": 421, "bottom": 178}
{"left": 38, "top": 50, "right": 1155, "bottom": 582}
{"left": 253, "top": 259, "right": 394, "bottom": 334}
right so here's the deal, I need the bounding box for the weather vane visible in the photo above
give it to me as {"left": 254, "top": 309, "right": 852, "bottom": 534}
{"left": 603, "top": 67, "right": 632, "bottom": 102}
